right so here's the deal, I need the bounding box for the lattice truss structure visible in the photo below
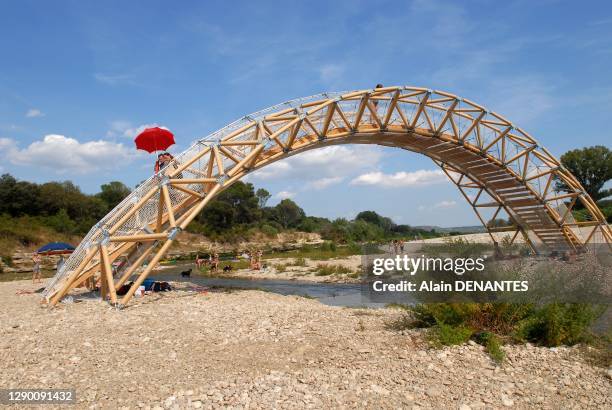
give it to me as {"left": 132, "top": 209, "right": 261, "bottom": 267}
{"left": 43, "top": 86, "right": 612, "bottom": 307}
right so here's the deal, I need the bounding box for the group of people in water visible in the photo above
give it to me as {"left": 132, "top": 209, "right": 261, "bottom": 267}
{"left": 194, "top": 249, "right": 264, "bottom": 273}
{"left": 195, "top": 252, "right": 220, "bottom": 272}
{"left": 390, "top": 239, "right": 406, "bottom": 254}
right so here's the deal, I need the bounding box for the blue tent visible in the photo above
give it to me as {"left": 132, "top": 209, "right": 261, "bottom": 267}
{"left": 37, "top": 242, "right": 75, "bottom": 255}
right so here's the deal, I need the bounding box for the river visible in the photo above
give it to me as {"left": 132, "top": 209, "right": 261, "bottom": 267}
{"left": 152, "top": 264, "right": 384, "bottom": 308}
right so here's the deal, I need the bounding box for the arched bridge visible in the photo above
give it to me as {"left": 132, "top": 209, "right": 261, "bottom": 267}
{"left": 43, "top": 86, "right": 612, "bottom": 306}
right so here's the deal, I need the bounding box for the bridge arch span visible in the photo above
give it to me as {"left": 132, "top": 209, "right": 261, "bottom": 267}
{"left": 43, "top": 86, "right": 612, "bottom": 306}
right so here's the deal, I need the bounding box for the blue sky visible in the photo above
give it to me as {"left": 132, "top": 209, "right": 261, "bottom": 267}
{"left": 1, "top": 0, "right": 611, "bottom": 227}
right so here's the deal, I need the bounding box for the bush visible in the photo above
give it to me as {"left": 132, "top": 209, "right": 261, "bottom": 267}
{"left": 516, "top": 303, "right": 603, "bottom": 346}
{"left": 431, "top": 323, "right": 472, "bottom": 346}
{"left": 260, "top": 224, "right": 278, "bottom": 238}
{"left": 474, "top": 331, "right": 505, "bottom": 363}
{"left": 1, "top": 255, "right": 13, "bottom": 267}
{"left": 393, "top": 302, "right": 605, "bottom": 363}
{"left": 273, "top": 263, "right": 287, "bottom": 272}
{"left": 42, "top": 209, "right": 77, "bottom": 234}
{"left": 292, "top": 257, "right": 307, "bottom": 267}
{"left": 422, "top": 237, "right": 492, "bottom": 258}
{"left": 314, "top": 263, "right": 353, "bottom": 276}
{"left": 320, "top": 241, "right": 337, "bottom": 252}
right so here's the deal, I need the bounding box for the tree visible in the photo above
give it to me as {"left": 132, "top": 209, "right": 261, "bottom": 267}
{"left": 555, "top": 146, "right": 611, "bottom": 203}
{"left": 97, "top": 181, "right": 131, "bottom": 211}
{"left": 255, "top": 188, "right": 271, "bottom": 208}
{"left": 272, "top": 199, "right": 305, "bottom": 229}
{"left": 355, "top": 210, "right": 395, "bottom": 232}
{"left": 0, "top": 174, "right": 41, "bottom": 216}
{"left": 195, "top": 181, "right": 261, "bottom": 231}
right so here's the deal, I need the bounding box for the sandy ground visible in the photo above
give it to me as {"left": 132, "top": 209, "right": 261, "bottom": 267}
{"left": 1, "top": 280, "right": 610, "bottom": 409}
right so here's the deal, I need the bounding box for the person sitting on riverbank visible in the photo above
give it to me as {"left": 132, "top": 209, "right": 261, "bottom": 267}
{"left": 32, "top": 253, "right": 42, "bottom": 284}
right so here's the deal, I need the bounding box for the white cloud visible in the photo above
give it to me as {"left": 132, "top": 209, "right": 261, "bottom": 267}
{"left": 350, "top": 169, "right": 447, "bottom": 188}
{"left": 0, "top": 137, "right": 14, "bottom": 150}
{"left": 307, "top": 176, "right": 344, "bottom": 190}
{"left": 250, "top": 145, "right": 382, "bottom": 182}
{"left": 1, "top": 135, "right": 138, "bottom": 174}
{"left": 275, "top": 190, "right": 296, "bottom": 200}
{"left": 106, "top": 120, "right": 133, "bottom": 138}
{"left": 25, "top": 109, "right": 44, "bottom": 118}
{"left": 250, "top": 161, "right": 291, "bottom": 179}
{"left": 434, "top": 200, "right": 457, "bottom": 208}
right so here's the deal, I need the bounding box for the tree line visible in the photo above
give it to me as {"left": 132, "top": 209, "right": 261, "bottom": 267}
{"left": 0, "top": 174, "right": 435, "bottom": 242}
{"left": 188, "top": 182, "right": 437, "bottom": 242}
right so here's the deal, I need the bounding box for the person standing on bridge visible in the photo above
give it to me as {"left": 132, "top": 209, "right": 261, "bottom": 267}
{"left": 371, "top": 83, "right": 384, "bottom": 123}
{"left": 134, "top": 127, "right": 176, "bottom": 174}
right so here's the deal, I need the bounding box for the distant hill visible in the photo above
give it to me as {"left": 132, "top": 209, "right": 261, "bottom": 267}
{"left": 414, "top": 225, "right": 486, "bottom": 234}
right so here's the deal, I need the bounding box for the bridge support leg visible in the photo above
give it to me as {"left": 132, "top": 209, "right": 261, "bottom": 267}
{"left": 100, "top": 244, "right": 117, "bottom": 305}
{"left": 49, "top": 247, "right": 97, "bottom": 306}
{"left": 119, "top": 239, "right": 175, "bottom": 307}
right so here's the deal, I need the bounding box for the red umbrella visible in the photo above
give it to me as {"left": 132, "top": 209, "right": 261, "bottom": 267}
{"left": 134, "top": 127, "right": 175, "bottom": 153}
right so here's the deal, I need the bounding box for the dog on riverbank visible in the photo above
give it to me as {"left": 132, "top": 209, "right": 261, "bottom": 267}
{"left": 180, "top": 269, "right": 192, "bottom": 278}
{"left": 223, "top": 265, "right": 233, "bottom": 273}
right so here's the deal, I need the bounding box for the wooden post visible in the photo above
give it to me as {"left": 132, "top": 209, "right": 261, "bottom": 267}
{"left": 161, "top": 185, "right": 176, "bottom": 227}
{"left": 100, "top": 244, "right": 117, "bottom": 304}
{"left": 99, "top": 272, "right": 108, "bottom": 300}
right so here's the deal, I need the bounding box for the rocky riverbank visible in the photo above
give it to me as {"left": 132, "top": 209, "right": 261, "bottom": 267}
{"left": 1, "top": 280, "right": 610, "bottom": 409}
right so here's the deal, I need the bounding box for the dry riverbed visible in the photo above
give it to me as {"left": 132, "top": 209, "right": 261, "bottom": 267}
{"left": 1, "top": 280, "right": 610, "bottom": 409}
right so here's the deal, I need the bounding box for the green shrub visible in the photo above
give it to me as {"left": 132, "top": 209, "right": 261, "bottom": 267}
{"left": 274, "top": 263, "right": 287, "bottom": 272}
{"left": 320, "top": 241, "right": 337, "bottom": 252}
{"left": 292, "top": 257, "right": 307, "bottom": 267}
{"left": 314, "top": 263, "right": 352, "bottom": 276}
{"left": 260, "top": 224, "right": 278, "bottom": 237}
{"left": 393, "top": 302, "right": 604, "bottom": 363}
{"left": 1, "top": 255, "right": 13, "bottom": 267}
{"left": 516, "top": 303, "right": 603, "bottom": 346}
{"left": 431, "top": 323, "right": 472, "bottom": 346}
{"left": 422, "top": 237, "right": 492, "bottom": 258}
{"left": 474, "top": 331, "right": 505, "bottom": 363}
{"left": 42, "top": 209, "right": 77, "bottom": 234}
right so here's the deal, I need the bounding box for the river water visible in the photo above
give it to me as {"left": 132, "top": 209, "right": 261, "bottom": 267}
{"left": 152, "top": 264, "right": 384, "bottom": 308}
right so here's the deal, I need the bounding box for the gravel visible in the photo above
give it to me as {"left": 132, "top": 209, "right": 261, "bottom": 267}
{"left": 1, "top": 280, "right": 610, "bottom": 409}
